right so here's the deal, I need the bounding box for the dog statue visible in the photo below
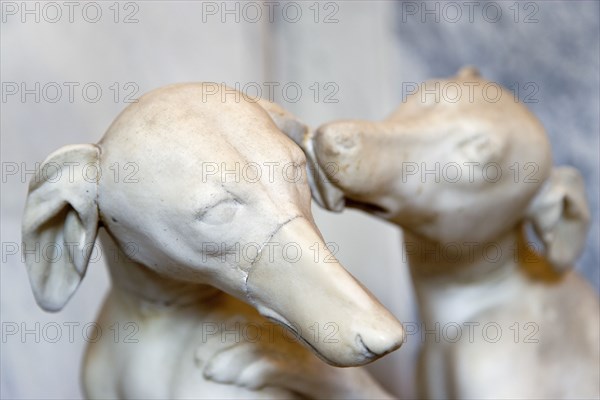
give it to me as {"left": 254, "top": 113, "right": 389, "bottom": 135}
{"left": 289, "top": 68, "right": 600, "bottom": 399}
{"left": 21, "top": 83, "right": 405, "bottom": 399}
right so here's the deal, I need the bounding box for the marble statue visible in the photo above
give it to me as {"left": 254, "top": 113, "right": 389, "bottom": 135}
{"left": 21, "top": 83, "right": 404, "bottom": 399}
{"left": 289, "top": 68, "right": 600, "bottom": 399}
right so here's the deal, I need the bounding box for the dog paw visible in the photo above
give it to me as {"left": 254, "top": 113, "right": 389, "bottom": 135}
{"left": 203, "top": 342, "right": 283, "bottom": 391}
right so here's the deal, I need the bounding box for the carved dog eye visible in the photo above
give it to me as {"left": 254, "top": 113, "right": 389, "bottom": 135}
{"left": 195, "top": 198, "right": 240, "bottom": 225}
{"left": 456, "top": 131, "right": 503, "bottom": 164}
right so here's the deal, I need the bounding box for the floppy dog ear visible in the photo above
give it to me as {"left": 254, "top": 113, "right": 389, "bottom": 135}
{"left": 22, "top": 144, "right": 100, "bottom": 311}
{"left": 256, "top": 98, "right": 345, "bottom": 212}
{"left": 525, "top": 166, "right": 590, "bottom": 272}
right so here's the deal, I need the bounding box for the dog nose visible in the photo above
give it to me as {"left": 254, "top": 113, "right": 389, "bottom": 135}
{"left": 314, "top": 124, "right": 361, "bottom": 157}
{"left": 356, "top": 324, "right": 405, "bottom": 359}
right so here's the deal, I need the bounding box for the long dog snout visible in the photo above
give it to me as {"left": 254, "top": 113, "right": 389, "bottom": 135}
{"left": 244, "top": 217, "right": 405, "bottom": 366}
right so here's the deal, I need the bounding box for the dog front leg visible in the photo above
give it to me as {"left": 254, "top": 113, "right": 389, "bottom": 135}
{"left": 203, "top": 334, "right": 395, "bottom": 399}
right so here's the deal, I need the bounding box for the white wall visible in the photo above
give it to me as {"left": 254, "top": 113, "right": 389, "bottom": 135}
{"left": 1, "top": 1, "right": 598, "bottom": 399}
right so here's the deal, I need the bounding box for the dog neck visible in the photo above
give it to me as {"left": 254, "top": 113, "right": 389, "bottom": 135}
{"left": 97, "top": 229, "right": 221, "bottom": 312}
{"left": 403, "top": 226, "right": 543, "bottom": 325}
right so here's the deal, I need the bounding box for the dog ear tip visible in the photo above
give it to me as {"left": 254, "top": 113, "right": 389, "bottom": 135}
{"left": 31, "top": 288, "right": 69, "bottom": 312}
{"left": 457, "top": 66, "right": 481, "bottom": 78}
{"left": 38, "top": 299, "right": 66, "bottom": 313}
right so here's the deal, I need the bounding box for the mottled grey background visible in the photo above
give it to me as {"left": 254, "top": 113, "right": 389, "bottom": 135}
{"left": 1, "top": 1, "right": 598, "bottom": 399}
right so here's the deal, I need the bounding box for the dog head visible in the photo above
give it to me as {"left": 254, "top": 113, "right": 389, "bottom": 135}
{"left": 21, "top": 83, "right": 404, "bottom": 367}
{"left": 299, "top": 68, "right": 589, "bottom": 273}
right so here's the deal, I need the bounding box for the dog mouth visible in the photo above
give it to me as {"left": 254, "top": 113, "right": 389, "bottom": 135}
{"left": 264, "top": 316, "right": 344, "bottom": 366}
{"left": 264, "top": 315, "right": 380, "bottom": 367}
{"left": 344, "top": 198, "right": 389, "bottom": 215}
{"left": 356, "top": 334, "right": 377, "bottom": 359}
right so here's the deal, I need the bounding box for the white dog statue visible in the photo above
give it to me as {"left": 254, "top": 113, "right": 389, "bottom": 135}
{"left": 289, "top": 68, "right": 600, "bottom": 399}
{"left": 22, "top": 83, "right": 405, "bottom": 399}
